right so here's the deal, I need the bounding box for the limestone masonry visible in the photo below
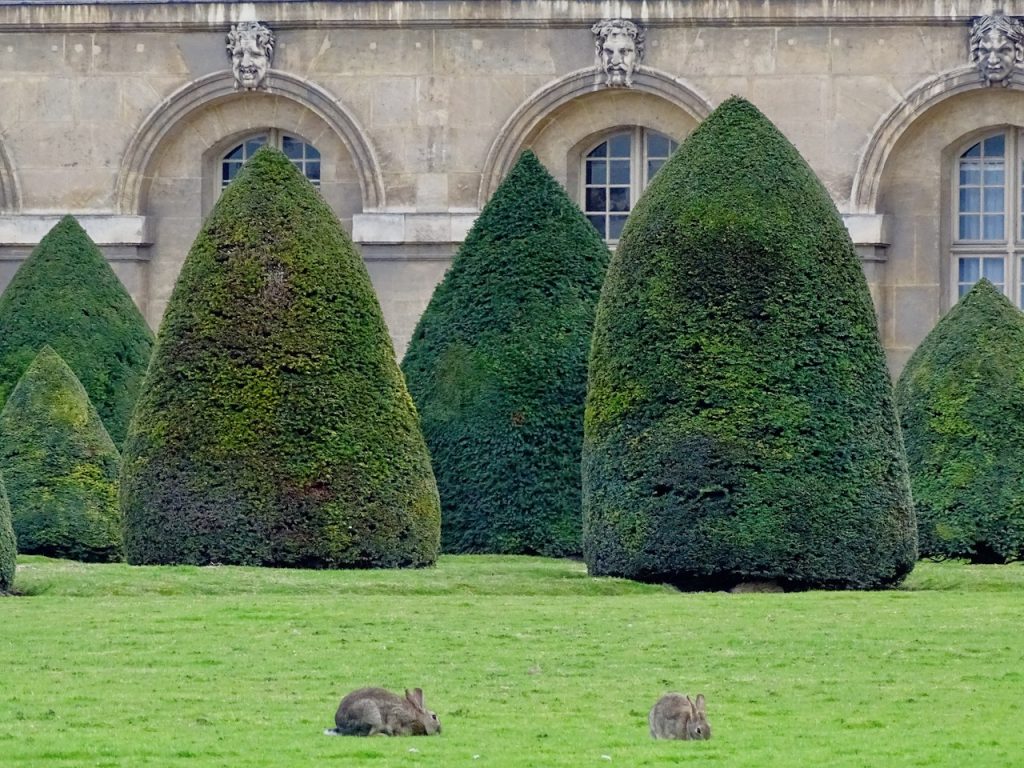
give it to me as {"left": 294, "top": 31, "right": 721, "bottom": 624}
{"left": 0, "top": 1, "right": 1020, "bottom": 372}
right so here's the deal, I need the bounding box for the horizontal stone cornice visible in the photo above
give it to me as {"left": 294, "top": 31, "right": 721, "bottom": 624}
{"left": 353, "top": 211, "right": 477, "bottom": 245}
{"left": 0, "top": 214, "right": 150, "bottom": 246}
{"left": 356, "top": 210, "right": 889, "bottom": 253}
{"left": 0, "top": 211, "right": 887, "bottom": 253}
{"left": 0, "top": 1, "right": 1015, "bottom": 32}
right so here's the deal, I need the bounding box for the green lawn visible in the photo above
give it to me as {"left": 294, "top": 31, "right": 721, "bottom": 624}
{"left": 1, "top": 556, "right": 1020, "bottom": 767}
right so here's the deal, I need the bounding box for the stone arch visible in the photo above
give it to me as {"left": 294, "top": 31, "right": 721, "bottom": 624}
{"left": 479, "top": 67, "right": 713, "bottom": 207}
{"left": 116, "top": 70, "right": 384, "bottom": 215}
{"left": 0, "top": 137, "right": 21, "bottom": 212}
{"left": 851, "top": 65, "right": 1024, "bottom": 214}
{"left": 118, "top": 70, "right": 384, "bottom": 331}
{"left": 860, "top": 74, "right": 1024, "bottom": 373}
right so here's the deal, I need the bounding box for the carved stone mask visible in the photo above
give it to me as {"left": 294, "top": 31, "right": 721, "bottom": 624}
{"left": 226, "top": 21, "right": 275, "bottom": 91}
{"left": 970, "top": 14, "right": 1024, "bottom": 86}
{"left": 592, "top": 19, "right": 645, "bottom": 87}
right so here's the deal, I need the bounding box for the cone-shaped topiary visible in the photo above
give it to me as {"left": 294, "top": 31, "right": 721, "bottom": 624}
{"left": 895, "top": 279, "right": 1024, "bottom": 562}
{"left": 583, "top": 97, "right": 917, "bottom": 590}
{"left": 0, "top": 215, "right": 154, "bottom": 445}
{"left": 121, "top": 147, "right": 440, "bottom": 568}
{"left": 402, "top": 151, "right": 610, "bottom": 556}
{"left": 0, "top": 346, "right": 122, "bottom": 562}
{"left": 0, "top": 474, "right": 15, "bottom": 593}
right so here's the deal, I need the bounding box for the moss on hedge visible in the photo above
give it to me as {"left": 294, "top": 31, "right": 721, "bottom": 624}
{"left": 0, "top": 346, "right": 122, "bottom": 562}
{"left": 582, "top": 97, "right": 917, "bottom": 589}
{"left": 402, "top": 151, "right": 609, "bottom": 556}
{"left": 121, "top": 147, "right": 440, "bottom": 568}
{"left": 0, "top": 475, "right": 15, "bottom": 593}
{"left": 895, "top": 279, "right": 1024, "bottom": 562}
{"left": 0, "top": 216, "right": 154, "bottom": 445}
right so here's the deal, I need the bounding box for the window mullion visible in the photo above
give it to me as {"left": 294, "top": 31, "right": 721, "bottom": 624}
{"left": 1015, "top": 132, "right": 1021, "bottom": 248}
{"left": 634, "top": 126, "right": 645, "bottom": 190}
{"left": 1011, "top": 135, "right": 1016, "bottom": 303}
{"left": 1014, "top": 133, "right": 1022, "bottom": 305}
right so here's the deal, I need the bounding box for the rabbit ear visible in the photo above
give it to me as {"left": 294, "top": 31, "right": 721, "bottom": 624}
{"left": 685, "top": 695, "right": 697, "bottom": 713}
{"left": 694, "top": 694, "right": 706, "bottom": 714}
{"left": 406, "top": 688, "right": 426, "bottom": 710}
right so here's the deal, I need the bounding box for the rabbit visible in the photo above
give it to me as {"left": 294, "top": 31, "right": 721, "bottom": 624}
{"left": 325, "top": 687, "right": 441, "bottom": 737}
{"left": 648, "top": 692, "right": 711, "bottom": 740}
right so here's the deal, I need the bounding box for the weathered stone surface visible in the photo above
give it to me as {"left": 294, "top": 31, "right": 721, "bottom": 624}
{"left": 0, "top": 1, "right": 1006, "bottom": 368}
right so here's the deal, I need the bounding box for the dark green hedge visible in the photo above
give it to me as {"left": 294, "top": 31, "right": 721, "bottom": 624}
{"left": 0, "top": 475, "right": 14, "bottom": 593}
{"left": 895, "top": 279, "right": 1024, "bottom": 562}
{"left": 0, "top": 346, "right": 122, "bottom": 562}
{"left": 121, "top": 147, "right": 440, "bottom": 568}
{"left": 582, "top": 97, "right": 917, "bottom": 590}
{"left": 0, "top": 215, "right": 154, "bottom": 445}
{"left": 402, "top": 151, "right": 609, "bottom": 556}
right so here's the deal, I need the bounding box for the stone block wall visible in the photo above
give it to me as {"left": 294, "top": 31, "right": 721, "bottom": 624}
{"left": 0, "top": 0, "right": 1019, "bottom": 368}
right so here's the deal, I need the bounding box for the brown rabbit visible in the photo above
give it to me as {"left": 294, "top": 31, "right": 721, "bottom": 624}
{"left": 648, "top": 692, "right": 711, "bottom": 740}
{"left": 326, "top": 687, "right": 441, "bottom": 737}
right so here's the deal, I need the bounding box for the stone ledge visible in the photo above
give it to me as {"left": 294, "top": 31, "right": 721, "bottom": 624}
{"left": 353, "top": 211, "right": 478, "bottom": 245}
{"left": 0, "top": 211, "right": 890, "bottom": 259}
{"left": 0, "top": 1, "right": 995, "bottom": 32}
{"left": 0, "top": 214, "right": 151, "bottom": 247}
{"left": 357, "top": 211, "right": 890, "bottom": 254}
{"left": 842, "top": 213, "right": 891, "bottom": 248}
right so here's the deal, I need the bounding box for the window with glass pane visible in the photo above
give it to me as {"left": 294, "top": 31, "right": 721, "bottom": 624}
{"left": 958, "top": 134, "right": 1004, "bottom": 241}
{"left": 1019, "top": 254, "right": 1024, "bottom": 307}
{"left": 221, "top": 135, "right": 268, "bottom": 189}
{"left": 957, "top": 256, "right": 1005, "bottom": 298}
{"left": 583, "top": 128, "right": 678, "bottom": 242}
{"left": 281, "top": 135, "right": 321, "bottom": 186}
{"left": 645, "top": 132, "right": 675, "bottom": 180}
{"left": 221, "top": 133, "right": 321, "bottom": 190}
{"left": 952, "top": 130, "right": 1024, "bottom": 306}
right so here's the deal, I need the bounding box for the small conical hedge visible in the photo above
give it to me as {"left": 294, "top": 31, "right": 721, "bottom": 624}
{"left": 121, "top": 147, "right": 440, "bottom": 568}
{"left": 0, "top": 346, "right": 122, "bottom": 562}
{"left": 895, "top": 279, "right": 1024, "bottom": 562}
{"left": 402, "top": 151, "right": 610, "bottom": 556}
{"left": 0, "top": 475, "right": 15, "bottom": 593}
{"left": 583, "top": 97, "right": 917, "bottom": 590}
{"left": 0, "top": 215, "right": 154, "bottom": 445}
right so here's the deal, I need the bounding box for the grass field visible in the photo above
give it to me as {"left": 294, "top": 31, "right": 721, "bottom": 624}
{"left": 1, "top": 555, "right": 1021, "bottom": 767}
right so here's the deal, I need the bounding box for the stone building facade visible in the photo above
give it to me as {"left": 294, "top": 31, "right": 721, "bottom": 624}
{"left": 0, "top": 1, "right": 1020, "bottom": 373}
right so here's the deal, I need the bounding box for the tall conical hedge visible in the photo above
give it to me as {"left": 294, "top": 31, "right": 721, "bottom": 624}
{"left": 583, "top": 97, "right": 917, "bottom": 590}
{"left": 895, "top": 279, "right": 1024, "bottom": 562}
{"left": 0, "top": 475, "right": 15, "bottom": 593}
{"left": 402, "top": 151, "right": 609, "bottom": 556}
{"left": 0, "top": 346, "right": 122, "bottom": 562}
{"left": 121, "top": 147, "right": 440, "bottom": 568}
{"left": 0, "top": 215, "right": 154, "bottom": 445}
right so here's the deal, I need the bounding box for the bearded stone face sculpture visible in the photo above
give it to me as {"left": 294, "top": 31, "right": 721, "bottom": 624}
{"left": 591, "top": 19, "right": 645, "bottom": 88}
{"left": 226, "top": 21, "right": 275, "bottom": 91}
{"left": 970, "top": 14, "right": 1024, "bottom": 87}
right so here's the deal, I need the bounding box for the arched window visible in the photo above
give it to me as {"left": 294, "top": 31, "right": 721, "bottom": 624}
{"left": 221, "top": 130, "right": 321, "bottom": 190}
{"left": 953, "top": 131, "right": 1023, "bottom": 304}
{"left": 583, "top": 128, "right": 678, "bottom": 242}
